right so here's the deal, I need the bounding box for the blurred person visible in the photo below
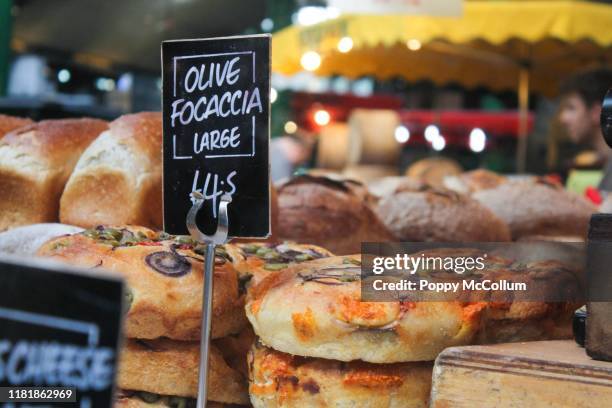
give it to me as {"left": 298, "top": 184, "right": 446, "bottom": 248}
{"left": 270, "top": 132, "right": 314, "bottom": 182}
{"left": 559, "top": 68, "right": 612, "bottom": 190}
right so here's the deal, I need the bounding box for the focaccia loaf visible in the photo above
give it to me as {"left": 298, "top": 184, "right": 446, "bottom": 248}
{"left": 117, "top": 338, "right": 248, "bottom": 404}
{"left": 37, "top": 226, "right": 246, "bottom": 340}
{"left": 249, "top": 341, "right": 432, "bottom": 408}
{"left": 60, "top": 112, "right": 162, "bottom": 229}
{"left": 0, "top": 118, "right": 108, "bottom": 231}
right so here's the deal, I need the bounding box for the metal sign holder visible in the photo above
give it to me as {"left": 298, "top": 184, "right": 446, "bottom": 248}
{"left": 186, "top": 191, "right": 232, "bottom": 408}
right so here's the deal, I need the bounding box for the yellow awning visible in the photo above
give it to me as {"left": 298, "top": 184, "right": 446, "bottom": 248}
{"left": 272, "top": 0, "right": 612, "bottom": 96}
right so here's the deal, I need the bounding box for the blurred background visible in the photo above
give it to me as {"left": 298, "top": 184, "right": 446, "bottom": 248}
{"left": 2, "top": 0, "right": 612, "bottom": 190}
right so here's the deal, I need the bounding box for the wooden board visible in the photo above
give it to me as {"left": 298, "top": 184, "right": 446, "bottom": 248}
{"left": 431, "top": 340, "right": 612, "bottom": 408}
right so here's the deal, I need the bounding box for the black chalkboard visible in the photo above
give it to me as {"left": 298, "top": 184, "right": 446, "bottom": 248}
{"left": 162, "top": 35, "right": 271, "bottom": 237}
{"left": 0, "top": 256, "right": 124, "bottom": 408}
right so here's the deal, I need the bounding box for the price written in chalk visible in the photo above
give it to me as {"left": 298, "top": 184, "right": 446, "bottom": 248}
{"left": 162, "top": 35, "right": 271, "bottom": 237}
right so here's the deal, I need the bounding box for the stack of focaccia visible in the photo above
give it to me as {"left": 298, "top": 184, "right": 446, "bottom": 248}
{"left": 245, "top": 253, "right": 581, "bottom": 407}
{"left": 37, "top": 226, "right": 335, "bottom": 407}
{"left": 38, "top": 226, "right": 250, "bottom": 407}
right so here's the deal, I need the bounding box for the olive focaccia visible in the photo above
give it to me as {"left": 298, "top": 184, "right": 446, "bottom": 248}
{"left": 248, "top": 342, "right": 432, "bottom": 408}
{"left": 37, "top": 226, "right": 246, "bottom": 340}
{"left": 395, "top": 248, "right": 581, "bottom": 344}
{"left": 225, "top": 242, "right": 333, "bottom": 288}
{"left": 114, "top": 390, "right": 240, "bottom": 408}
{"left": 246, "top": 254, "right": 580, "bottom": 363}
{"left": 246, "top": 255, "right": 483, "bottom": 363}
{"left": 117, "top": 339, "right": 249, "bottom": 405}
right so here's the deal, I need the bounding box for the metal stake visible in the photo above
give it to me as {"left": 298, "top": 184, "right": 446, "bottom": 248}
{"left": 186, "top": 191, "right": 231, "bottom": 408}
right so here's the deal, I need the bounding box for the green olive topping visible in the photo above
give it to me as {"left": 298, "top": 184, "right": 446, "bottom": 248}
{"left": 138, "top": 392, "right": 160, "bottom": 403}
{"left": 123, "top": 288, "right": 133, "bottom": 315}
{"left": 295, "top": 253, "right": 313, "bottom": 262}
{"left": 241, "top": 244, "right": 259, "bottom": 254}
{"left": 256, "top": 247, "right": 271, "bottom": 256}
{"left": 176, "top": 236, "right": 195, "bottom": 245}
{"left": 264, "top": 263, "right": 288, "bottom": 271}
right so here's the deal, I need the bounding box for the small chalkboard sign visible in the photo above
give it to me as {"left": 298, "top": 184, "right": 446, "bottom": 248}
{"left": 162, "top": 35, "right": 271, "bottom": 237}
{"left": 0, "top": 256, "right": 124, "bottom": 407}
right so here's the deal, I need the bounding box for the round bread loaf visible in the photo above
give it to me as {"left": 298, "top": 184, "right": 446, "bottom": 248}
{"left": 376, "top": 184, "right": 511, "bottom": 242}
{"left": 248, "top": 342, "right": 432, "bottom": 408}
{"left": 0, "top": 114, "right": 33, "bottom": 137}
{"left": 443, "top": 169, "right": 507, "bottom": 194}
{"left": 277, "top": 175, "right": 396, "bottom": 255}
{"left": 60, "top": 112, "right": 162, "bottom": 229}
{"left": 246, "top": 256, "right": 484, "bottom": 363}
{"left": 37, "top": 226, "right": 246, "bottom": 340}
{"left": 246, "top": 254, "right": 579, "bottom": 363}
{"left": 472, "top": 178, "right": 596, "bottom": 239}
{"left": 0, "top": 118, "right": 108, "bottom": 231}
{"left": 117, "top": 339, "right": 248, "bottom": 405}
{"left": 405, "top": 157, "right": 462, "bottom": 189}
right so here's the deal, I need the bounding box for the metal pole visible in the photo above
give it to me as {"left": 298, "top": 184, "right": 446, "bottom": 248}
{"left": 186, "top": 192, "right": 231, "bottom": 408}
{"left": 196, "top": 241, "right": 216, "bottom": 408}
{"left": 517, "top": 66, "right": 530, "bottom": 173}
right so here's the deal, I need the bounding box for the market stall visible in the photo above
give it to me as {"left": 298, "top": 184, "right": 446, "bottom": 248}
{"left": 272, "top": 0, "right": 612, "bottom": 171}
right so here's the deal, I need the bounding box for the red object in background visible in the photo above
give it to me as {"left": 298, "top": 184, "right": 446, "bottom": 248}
{"left": 399, "top": 110, "right": 535, "bottom": 140}
{"left": 585, "top": 186, "right": 603, "bottom": 205}
{"left": 291, "top": 92, "right": 403, "bottom": 131}
{"left": 291, "top": 92, "right": 534, "bottom": 150}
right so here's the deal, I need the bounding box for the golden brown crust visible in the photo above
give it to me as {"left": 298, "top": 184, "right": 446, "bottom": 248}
{"left": 246, "top": 256, "right": 483, "bottom": 363}
{"left": 37, "top": 226, "right": 246, "bottom": 340}
{"left": 117, "top": 339, "right": 248, "bottom": 404}
{"left": 472, "top": 179, "right": 596, "bottom": 239}
{"left": 60, "top": 112, "right": 162, "bottom": 229}
{"left": 277, "top": 175, "right": 396, "bottom": 255}
{"left": 0, "top": 114, "right": 33, "bottom": 137}
{"left": 405, "top": 157, "right": 463, "bottom": 189}
{"left": 248, "top": 342, "right": 432, "bottom": 408}
{"left": 0, "top": 118, "right": 108, "bottom": 230}
{"left": 376, "top": 186, "right": 511, "bottom": 242}
{"left": 444, "top": 169, "right": 508, "bottom": 193}
{"left": 246, "top": 254, "right": 578, "bottom": 363}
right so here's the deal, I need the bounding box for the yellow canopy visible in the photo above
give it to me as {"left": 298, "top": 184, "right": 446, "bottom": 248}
{"left": 272, "top": 0, "right": 612, "bottom": 96}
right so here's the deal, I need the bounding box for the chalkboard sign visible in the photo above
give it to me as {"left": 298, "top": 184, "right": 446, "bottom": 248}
{"left": 0, "top": 256, "right": 124, "bottom": 408}
{"left": 162, "top": 35, "right": 271, "bottom": 237}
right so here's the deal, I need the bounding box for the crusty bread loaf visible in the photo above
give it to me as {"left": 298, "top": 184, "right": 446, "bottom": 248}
{"left": 376, "top": 183, "right": 511, "bottom": 242}
{"left": 472, "top": 178, "right": 596, "bottom": 239}
{"left": 443, "top": 169, "right": 508, "bottom": 194}
{"left": 0, "top": 118, "right": 108, "bottom": 231}
{"left": 277, "top": 175, "right": 396, "bottom": 255}
{"left": 0, "top": 114, "right": 33, "bottom": 137}
{"left": 60, "top": 112, "right": 162, "bottom": 229}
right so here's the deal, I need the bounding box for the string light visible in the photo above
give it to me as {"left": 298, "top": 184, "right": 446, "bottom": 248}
{"left": 407, "top": 39, "right": 422, "bottom": 51}
{"left": 469, "top": 128, "right": 486, "bottom": 152}
{"left": 337, "top": 37, "right": 353, "bottom": 53}
{"left": 394, "top": 126, "right": 410, "bottom": 143}
{"left": 313, "top": 109, "right": 331, "bottom": 126}
{"left": 432, "top": 135, "right": 446, "bottom": 151}
{"left": 301, "top": 51, "right": 322, "bottom": 71}
{"left": 284, "top": 121, "right": 298, "bottom": 134}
